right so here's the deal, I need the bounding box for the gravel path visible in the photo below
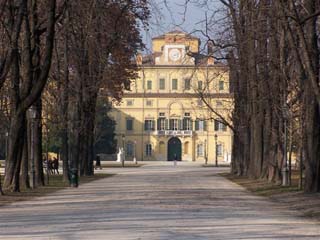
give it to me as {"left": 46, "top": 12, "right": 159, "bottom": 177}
{"left": 0, "top": 161, "right": 319, "bottom": 240}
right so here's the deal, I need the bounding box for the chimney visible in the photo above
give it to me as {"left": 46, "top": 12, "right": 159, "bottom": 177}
{"left": 207, "top": 41, "right": 214, "bottom": 65}
{"left": 207, "top": 56, "right": 214, "bottom": 65}
{"left": 136, "top": 53, "right": 142, "bottom": 65}
{"left": 207, "top": 41, "right": 214, "bottom": 55}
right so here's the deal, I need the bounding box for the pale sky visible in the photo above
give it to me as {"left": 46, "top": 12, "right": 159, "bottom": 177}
{"left": 142, "top": 0, "right": 224, "bottom": 53}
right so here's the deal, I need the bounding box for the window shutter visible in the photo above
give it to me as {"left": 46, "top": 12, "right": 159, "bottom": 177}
{"left": 144, "top": 120, "right": 148, "bottom": 131}
{"left": 204, "top": 120, "right": 207, "bottom": 131}
{"left": 183, "top": 118, "right": 187, "bottom": 130}
{"left": 169, "top": 119, "right": 174, "bottom": 130}
{"left": 195, "top": 120, "right": 199, "bottom": 131}
{"left": 157, "top": 118, "right": 160, "bottom": 130}
{"left": 178, "top": 119, "right": 182, "bottom": 130}
{"left": 223, "top": 123, "right": 227, "bottom": 131}
{"left": 165, "top": 119, "right": 169, "bottom": 130}
{"left": 214, "top": 120, "right": 219, "bottom": 131}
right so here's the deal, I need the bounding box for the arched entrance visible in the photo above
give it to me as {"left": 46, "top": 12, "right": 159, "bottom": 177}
{"left": 167, "top": 137, "right": 182, "bottom": 161}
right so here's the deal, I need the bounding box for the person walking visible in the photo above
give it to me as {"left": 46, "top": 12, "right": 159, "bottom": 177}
{"left": 95, "top": 155, "right": 102, "bottom": 170}
{"left": 174, "top": 153, "right": 177, "bottom": 167}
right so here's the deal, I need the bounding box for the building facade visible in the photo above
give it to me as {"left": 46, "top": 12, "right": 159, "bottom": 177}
{"left": 110, "top": 31, "right": 233, "bottom": 163}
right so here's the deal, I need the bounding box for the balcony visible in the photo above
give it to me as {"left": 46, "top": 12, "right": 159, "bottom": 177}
{"left": 155, "top": 130, "right": 193, "bottom": 136}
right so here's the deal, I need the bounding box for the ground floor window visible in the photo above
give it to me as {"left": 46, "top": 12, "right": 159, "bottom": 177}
{"left": 145, "top": 143, "right": 152, "bottom": 156}
{"left": 126, "top": 142, "right": 134, "bottom": 157}
{"left": 159, "top": 141, "right": 165, "bottom": 154}
{"left": 217, "top": 144, "right": 223, "bottom": 156}
{"left": 197, "top": 143, "right": 204, "bottom": 157}
{"left": 184, "top": 142, "right": 189, "bottom": 154}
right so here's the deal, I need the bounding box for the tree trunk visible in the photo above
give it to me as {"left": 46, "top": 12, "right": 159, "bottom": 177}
{"left": 20, "top": 124, "right": 30, "bottom": 190}
{"left": 33, "top": 100, "right": 44, "bottom": 187}
{"left": 4, "top": 112, "right": 25, "bottom": 191}
{"left": 301, "top": 0, "right": 320, "bottom": 193}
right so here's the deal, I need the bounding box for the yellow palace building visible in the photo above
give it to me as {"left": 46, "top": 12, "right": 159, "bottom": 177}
{"left": 110, "top": 30, "right": 233, "bottom": 163}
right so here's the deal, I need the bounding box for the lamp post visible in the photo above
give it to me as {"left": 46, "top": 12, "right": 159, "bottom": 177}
{"left": 282, "top": 105, "right": 289, "bottom": 186}
{"left": 28, "top": 106, "right": 37, "bottom": 189}
{"left": 204, "top": 139, "right": 208, "bottom": 165}
{"left": 214, "top": 134, "right": 218, "bottom": 167}
{"left": 5, "top": 131, "right": 8, "bottom": 174}
{"left": 45, "top": 124, "right": 49, "bottom": 185}
{"left": 133, "top": 140, "right": 137, "bottom": 164}
{"left": 122, "top": 134, "right": 125, "bottom": 167}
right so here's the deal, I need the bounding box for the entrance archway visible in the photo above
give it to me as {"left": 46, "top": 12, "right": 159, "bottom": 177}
{"left": 167, "top": 137, "right": 182, "bottom": 161}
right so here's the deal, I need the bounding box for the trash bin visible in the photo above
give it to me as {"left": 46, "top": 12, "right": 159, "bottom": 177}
{"left": 69, "top": 168, "right": 78, "bottom": 188}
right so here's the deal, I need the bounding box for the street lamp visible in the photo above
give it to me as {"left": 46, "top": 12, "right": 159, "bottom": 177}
{"left": 133, "top": 140, "right": 137, "bottom": 164}
{"left": 45, "top": 124, "right": 50, "bottom": 185}
{"left": 282, "top": 104, "right": 290, "bottom": 186}
{"left": 5, "top": 131, "right": 8, "bottom": 174}
{"left": 214, "top": 134, "right": 218, "bottom": 167}
{"left": 122, "top": 134, "right": 125, "bottom": 167}
{"left": 28, "top": 106, "right": 37, "bottom": 189}
{"left": 204, "top": 139, "right": 208, "bottom": 165}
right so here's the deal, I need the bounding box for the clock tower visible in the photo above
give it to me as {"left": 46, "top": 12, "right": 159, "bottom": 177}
{"left": 151, "top": 30, "right": 199, "bottom": 65}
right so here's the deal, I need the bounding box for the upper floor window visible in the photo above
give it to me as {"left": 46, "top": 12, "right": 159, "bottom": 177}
{"left": 169, "top": 119, "right": 180, "bottom": 130}
{"left": 214, "top": 119, "right": 227, "bottom": 131}
{"left": 144, "top": 119, "right": 155, "bottom": 131}
{"left": 146, "top": 100, "right": 153, "bottom": 106}
{"left": 159, "top": 78, "right": 165, "bottom": 90}
{"left": 172, "top": 79, "right": 178, "bottom": 90}
{"left": 198, "top": 81, "right": 203, "bottom": 90}
{"left": 219, "top": 81, "right": 224, "bottom": 91}
{"left": 195, "top": 119, "right": 206, "bottom": 131}
{"left": 147, "top": 80, "right": 152, "bottom": 90}
{"left": 157, "top": 118, "right": 166, "bottom": 130}
{"left": 216, "top": 101, "right": 223, "bottom": 107}
{"left": 184, "top": 78, "right": 191, "bottom": 90}
{"left": 126, "top": 119, "right": 133, "bottom": 131}
{"left": 183, "top": 118, "right": 192, "bottom": 130}
{"left": 126, "top": 100, "right": 133, "bottom": 106}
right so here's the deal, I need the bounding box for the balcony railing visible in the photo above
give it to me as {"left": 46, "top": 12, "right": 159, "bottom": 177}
{"left": 155, "top": 130, "right": 193, "bottom": 136}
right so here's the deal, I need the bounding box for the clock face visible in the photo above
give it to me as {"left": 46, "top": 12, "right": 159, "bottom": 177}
{"left": 169, "top": 48, "right": 181, "bottom": 61}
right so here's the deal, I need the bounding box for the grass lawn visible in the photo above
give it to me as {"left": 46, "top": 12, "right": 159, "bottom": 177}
{"left": 220, "top": 171, "right": 301, "bottom": 196}
{"left": 0, "top": 173, "right": 114, "bottom": 207}
{"left": 221, "top": 170, "right": 320, "bottom": 221}
{"left": 100, "top": 162, "right": 144, "bottom": 168}
{"left": 202, "top": 164, "right": 231, "bottom": 168}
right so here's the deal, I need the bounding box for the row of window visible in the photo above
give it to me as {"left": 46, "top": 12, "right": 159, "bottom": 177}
{"left": 126, "top": 118, "right": 227, "bottom": 131}
{"left": 125, "top": 142, "right": 224, "bottom": 157}
{"left": 126, "top": 99, "right": 225, "bottom": 107}
{"left": 145, "top": 78, "right": 225, "bottom": 91}
{"left": 196, "top": 143, "right": 223, "bottom": 157}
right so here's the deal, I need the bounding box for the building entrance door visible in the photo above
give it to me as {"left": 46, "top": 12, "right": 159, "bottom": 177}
{"left": 167, "top": 137, "right": 182, "bottom": 161}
